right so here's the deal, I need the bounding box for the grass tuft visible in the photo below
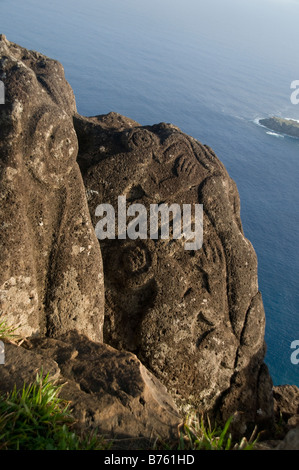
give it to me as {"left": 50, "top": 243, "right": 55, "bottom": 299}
{"left": 0, "top": 318, "right": 21, "bottom": 343}
{"left": 155, "top": 411, "right": 259, "bottom": 450}
{"left": 0, "top": 371, "right": 111, "bottom": 450}
{"left": 177, "top": 412, "right": 259, "bottom": 450}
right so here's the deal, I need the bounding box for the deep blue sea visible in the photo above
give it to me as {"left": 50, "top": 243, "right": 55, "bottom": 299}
{"left": 1, "top": 0, "right": 298, "bottom": 386}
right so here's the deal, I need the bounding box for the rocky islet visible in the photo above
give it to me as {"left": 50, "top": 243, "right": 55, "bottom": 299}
{"left": 259, "top": 116, "right": 299, "bottom": 138}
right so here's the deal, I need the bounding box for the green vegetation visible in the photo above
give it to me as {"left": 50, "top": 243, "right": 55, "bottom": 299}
{"left": 0, "top": 318, "right": 20, "bottom": 343}
{"left": 0, "top": 372, "right": 110, "bottom": 450}
{"left": 156, "top": 412, "right": 259, "bottom": 451}
{"left": 178, "top": 412, "right": 258, "bottom": 450}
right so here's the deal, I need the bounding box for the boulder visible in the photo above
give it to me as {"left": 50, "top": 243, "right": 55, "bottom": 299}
{"left": 273, "top": 385, "right": 299, "bottom": 434}
{"left": 273, "top": 385, "right": 299, "bottom": 417}
{"left": 0, "top": 35, "right": 104, "bottom": 342}
{"left": 0, "top": 342, "right": 60, "bottom": 393}
{"left": 0, "top": 333, "right": 181, "bottom": 445}
{"left": 75, "top": 112, "right": 274, "bottom": 430}
{"left": 276, "top": 427, "right": 299, "bottom": 450}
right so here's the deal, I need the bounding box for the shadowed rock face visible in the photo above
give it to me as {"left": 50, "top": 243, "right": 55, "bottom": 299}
{"left": 0, "top": 35, "right": 104, "bottom": 341}
{"left": 75, "top": 113, "right": 273, "bottom": 427}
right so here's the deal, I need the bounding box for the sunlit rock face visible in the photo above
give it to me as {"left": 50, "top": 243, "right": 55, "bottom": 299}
{"left": 0, "top": 36, "right": 274, "bottom": 434}
{"left": 75, "top": 112, "right": 273, "bottom": 429}
{"left": 0, "top": 35, "right": 104, "bottom": 341}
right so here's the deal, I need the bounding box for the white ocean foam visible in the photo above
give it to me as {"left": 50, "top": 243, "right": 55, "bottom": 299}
{"left": 253, "top": 117, "right": 268, "bottom": 129}
{"left": 233, "top": 115, "right": 246, "bottom": 121}
{"left": 253, "top": 116, "right": 299, "bottom": 139}
{"left": 284, "top": 117, "right": 299, "bottom": 124}
{"left": 266, "top": 131, "right": 284, "bottom": 138}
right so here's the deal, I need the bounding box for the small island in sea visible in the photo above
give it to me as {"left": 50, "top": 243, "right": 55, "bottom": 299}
{"left": 259, "top": 116, "right": 299, "bottom": 138}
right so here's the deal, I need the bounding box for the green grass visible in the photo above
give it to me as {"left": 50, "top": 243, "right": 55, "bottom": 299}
{"left": 0, "top": 371, "right": 111, "bottom": 450}
{"left": 0, "top": 318, "right": 20, "bottom": 343}
{"left": 156, "top": 412, "right": 259, "bottom": 450}
{"left": 179, "top": 412, "right": 259, "bottom": 450}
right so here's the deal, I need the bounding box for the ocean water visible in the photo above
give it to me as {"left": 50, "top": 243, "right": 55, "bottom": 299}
{"left": 1, "top": 0, "right": 298, "bottom": 386}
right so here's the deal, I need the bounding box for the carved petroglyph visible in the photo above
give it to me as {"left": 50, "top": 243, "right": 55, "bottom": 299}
{"left": 77, "top": 115, "right": 268, "bottom": 416}
{"left": 0, "top": 36, "right": 104, "bottom": 341}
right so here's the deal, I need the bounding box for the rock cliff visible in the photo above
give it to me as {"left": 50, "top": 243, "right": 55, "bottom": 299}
{"left": 0, "top": 34, "right": 104, "bottom": 341}
{"left": 75, "top": 112, "right": 273, "bottom": 432}
{"left": 0, "top": 36, "right": 296, "bottom": 446}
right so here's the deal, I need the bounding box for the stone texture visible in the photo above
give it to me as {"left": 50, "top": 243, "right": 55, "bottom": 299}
{"left": 276, "top": 427, "right": 299, "bottom": 450}
{"left": 0, "top": 333, "right": 181, "bottom": 444}
{"left": 75, "top": 112, "right": 273, "bottom": 431}
{"left": 273, "top": 385, "right": 299, "bottom": 434}
{"left": 0, "top": 342, "right": 60, "bottom": 393}
{"left": 273, "top": 385, "right": 299, "bottom": 417}
{"left": 0, "top": 35, "right": 104, "bottom": 341}
{"left": 0, "top": 38, "right": 277, "bottom": 440}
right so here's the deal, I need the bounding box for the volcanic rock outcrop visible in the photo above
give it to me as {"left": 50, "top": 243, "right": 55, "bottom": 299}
{"left": 0, "top": 36, "right": 276, "bottom": 441}
{"left": 75, "top": 113, "right": 274, "bottom": 430}
{"left": 0, "top": 35, "right": 104, "bottom": 341}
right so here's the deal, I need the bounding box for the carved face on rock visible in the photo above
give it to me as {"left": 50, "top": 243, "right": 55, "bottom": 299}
{"left": 25, "top": 107, "right": 78, "bottom": 188}
{"left": 79, "top": 118, "right": 266, "bottom": 412}
{"left": 0, "top": 37, "right": 104, "bottom": 342}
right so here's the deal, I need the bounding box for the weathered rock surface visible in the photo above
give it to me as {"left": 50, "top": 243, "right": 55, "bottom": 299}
{"left": 0, "top": 35, "right": 104, "bottom": 341}
{"left": 273, "top": 385, "right": 299, "bottom": 434}
{"left": 75, "top": 112, "right": 274, "bottom": 431}
{"left": 0, "top": 37, "right": 278, "bottom": 440}
{"left": 275, "top": 427, "right": 299, "bottom": 450}
{"left": 0, "top": 333, "right": 181, "bottom": 444}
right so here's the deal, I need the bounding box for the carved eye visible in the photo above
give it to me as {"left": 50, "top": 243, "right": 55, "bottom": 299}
{"left": 25, "top": 107, "right": 78, "bottom": 186}
{"left": 122, "top": 129, "right": 157, "bottom": 150}
{"left": 104, "top": 240, "right": 156, "bottom": 288}
{"left": 48, "top": 122, "right": 77, "bottom": 161}
{"left": 122, "top": 245, "right": 150, "bottom": 275}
